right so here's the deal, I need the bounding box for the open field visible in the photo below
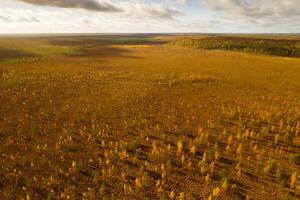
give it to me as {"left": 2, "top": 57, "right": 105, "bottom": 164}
{"left": 0, "top": 34, "right": 300, "bottom": 200}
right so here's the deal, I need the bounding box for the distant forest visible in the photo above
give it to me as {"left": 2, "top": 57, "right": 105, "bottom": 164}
{"left": 173, "top": 36, "right": 300, "bottom": 57}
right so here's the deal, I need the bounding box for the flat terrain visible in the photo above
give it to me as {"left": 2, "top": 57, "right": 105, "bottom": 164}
{"left": 0, "top": 34, "right": 300, "bottom": 200}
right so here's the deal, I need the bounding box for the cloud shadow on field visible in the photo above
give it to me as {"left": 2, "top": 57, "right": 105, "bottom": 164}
{"left": 0, "top": 48, "right": 36, "bottom": 61}
{"left": 67, "top": 45, "right": 141, "bottom": 59}
{"left": 47, "top": 34, "right": 167, "bottom": 59}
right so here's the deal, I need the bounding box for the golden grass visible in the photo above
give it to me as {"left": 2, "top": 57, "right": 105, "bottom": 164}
{"left": 0, "top": 35, "right": 300, "bottom": 200}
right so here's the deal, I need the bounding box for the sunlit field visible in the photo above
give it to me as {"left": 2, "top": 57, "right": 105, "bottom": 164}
{"left": 0, "top": 34, "right": 300, "bottom": 200}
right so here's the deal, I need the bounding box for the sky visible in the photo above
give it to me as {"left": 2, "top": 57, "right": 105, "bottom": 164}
{"left": 0, "top": 0, "right": 300, "bottom": 33}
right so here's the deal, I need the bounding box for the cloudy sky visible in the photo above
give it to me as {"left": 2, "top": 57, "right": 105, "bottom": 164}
{"left": 0, "top": 0, "right": 299, "bottom": 33}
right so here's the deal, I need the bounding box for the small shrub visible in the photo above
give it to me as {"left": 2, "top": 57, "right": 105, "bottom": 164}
{"left": 125, "top": 138, "right": 140, "bottom": 153}
{"left": 263, "top": 159, "right": 277, "bottom": 175}
{"left": 177, "top": 140, "right": 183, "bottom": 154}
{"left": 275, "top": 169, "right": 286, "bottom": 186}
{"left": 219, "top": 169, "right": 230, "bottom": 189}
{"left": 280, "top": 193, "right": 292, "bottom": 200}
{"left": 178, "top": 128, "right": 194, "bottom": 137}
{"left": 208, "top": 146, "right": 215, "bottom": 159}
{"left": 289, "top": 153, "right": 300, "bottom": 165}
{"left": 284, "top": 132, "right": 293, "bottom": 145}
{"left": 169, "top": 191, "right": 175, "bottom": 199}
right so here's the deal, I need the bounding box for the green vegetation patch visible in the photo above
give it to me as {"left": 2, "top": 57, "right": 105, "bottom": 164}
{"left": 0, "top": 78, "right": 25, "bottom": 89}
{"left": 27, "top": 45, "right": 77, "bottom": 56}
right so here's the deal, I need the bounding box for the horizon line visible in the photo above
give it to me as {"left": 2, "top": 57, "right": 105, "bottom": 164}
{"left": 0, "top": 32, "right": 300, "bottom": 35}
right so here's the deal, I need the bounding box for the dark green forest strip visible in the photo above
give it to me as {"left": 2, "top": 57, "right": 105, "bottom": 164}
{"left": 172, "top": 36, "right": 300, "bottom": 57}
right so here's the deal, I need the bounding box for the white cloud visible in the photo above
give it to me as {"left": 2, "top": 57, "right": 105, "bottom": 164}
{"left": 16, "top": 0, "right": 181, "bottom": 20}
{"left": 176, "top": 0, "right": 187, "bottom": 5}
{"left": 0, "top": 8, "right": 39, "bottom": 23}
{"left": 120, "top": 2, "right": 181, "bottom": 20}
{"left": 201, "top": 0, "right": 300, "bottom": 26}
